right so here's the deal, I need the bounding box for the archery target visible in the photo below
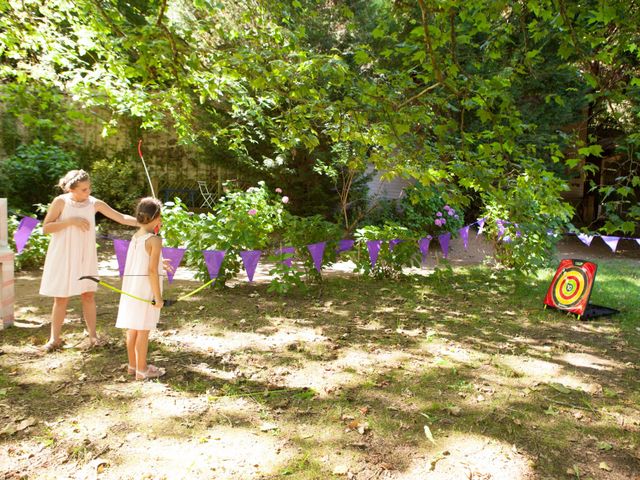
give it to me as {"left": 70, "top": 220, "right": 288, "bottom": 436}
{"left": 544, "top": 259, "right": 597, "bottom": 317}
{"left": 552, "top": 267, "right": 587, "bottom": 309}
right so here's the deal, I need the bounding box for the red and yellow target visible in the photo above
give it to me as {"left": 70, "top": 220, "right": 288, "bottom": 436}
{"left": 544, "top": 259, "right": 597, "bottom": 318}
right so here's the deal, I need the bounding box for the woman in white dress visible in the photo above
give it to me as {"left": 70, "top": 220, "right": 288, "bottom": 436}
{"left": 115, "top": 197, "right": 165, "bottom": 380}
{"left": 40, "top": 170, "right": 138, "bottom": 352}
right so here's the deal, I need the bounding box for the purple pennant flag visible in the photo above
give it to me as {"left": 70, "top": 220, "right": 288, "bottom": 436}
{"left": 388, "top": 239, "right": 402, "bottom": 252}
{"left": 600, "top": 236, "right": 620, "bottom": 253}
{"left": 276, "top": 247, "right": 295, "bottom": 268}
{"left": 336, "top": 239, "right": 354, "bottom": 254}
{"left": 438, "top": 232, "right": 451, "bottom": 258}
{"left": 307, "top": 242, "right": 326, "bottom": 273}
{"left": 636, "top": 238, "right": 640, "bottom": 248}
{"left": 477, "top": 218, "right": 486, "bottom": 236}
{"left": 113, "top": 239, "right": 130, "bottom": 277}
{"left": 162, "top": 247, "right": 186, "bottom": 284}
{"left": 366, "top": 240, "right": 382, "bottom": 268}
{"left": 419, "top": 236, "right": 432, "bottom": 264}
{"left": 577, "top": 233, "right": 594, "bottom": 247}
{"left": 240, "top": 250, "right": 262, "bottom": 282}
{"left": 202, "top": 250, "right": 226, "bottom": 279}
{"left": 459, "top": 226, "right": 470, "bottom": 250}
{"left": 13, "top": 216, "right": 40, "bottom": 254}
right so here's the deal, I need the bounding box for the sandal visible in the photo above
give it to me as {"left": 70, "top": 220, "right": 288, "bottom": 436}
{"left": 121, "top": 363, "right": 136, "bottom": 375}
{"left": 135, "top": 364, "right": 166, "bottom": 380}
{"left": 42, "top": 340, "right": 64, "bottom": 353}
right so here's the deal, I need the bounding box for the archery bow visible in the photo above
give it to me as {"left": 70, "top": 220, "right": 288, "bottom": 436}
{"left": 137, "top": 139, "right": 156, "bottom": 198}
{"left": 80, "top": 276, "right": 215, "bottom": 307}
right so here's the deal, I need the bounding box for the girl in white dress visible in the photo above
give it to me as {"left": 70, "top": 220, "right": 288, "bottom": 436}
{"left": 40, "top": 170, "right": 138, "bottom": 352}
{"left": 115, "top": 197, "right": 165, "bottom": 380}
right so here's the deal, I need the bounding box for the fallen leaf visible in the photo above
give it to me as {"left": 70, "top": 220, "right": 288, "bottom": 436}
{"left": 259, "top": 422, "right": 278, "bottom": 432}
{"left": 597, "top": 441, "right": 614, "bottom": 451}
{"left": 424, "top": 425, "right": 436, "bottom": 444}
{"left": 599, "top": 461, "right": 612, "bottom": 471}
{"left": 550, "top": 383, "right": 571, "bottom": 394}
{"left": 16, "top": 417, "right": 37, "bottom": 431}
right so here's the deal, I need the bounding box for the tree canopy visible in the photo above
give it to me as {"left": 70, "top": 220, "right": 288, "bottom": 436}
{"left": 1, "top": 0, "right": 639, "bottom": 238}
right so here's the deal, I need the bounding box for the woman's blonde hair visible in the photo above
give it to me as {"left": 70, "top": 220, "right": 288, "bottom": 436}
{"left": 135, "top": 197, "right": 162, "bottom": 225}
{"left": 58, "top": 170, "right": 90, "bottom": 192}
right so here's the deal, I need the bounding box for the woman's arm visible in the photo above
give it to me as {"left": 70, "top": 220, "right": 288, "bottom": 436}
{"left": 95, "top": 199, "right": 138, "bottom": 227}
{"left": 42, "top": 197, "right": 90, "bottom": 234}
{"left": 146, "top": 235, "right": 163, "bottom": 308}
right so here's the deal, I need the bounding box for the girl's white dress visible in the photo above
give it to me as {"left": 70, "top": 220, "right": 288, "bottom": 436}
{"left": 39, "top": 194, "right": 98, "bottom": 297}
{"left": 115, "top": 232, "right": 163, "bottom": 331}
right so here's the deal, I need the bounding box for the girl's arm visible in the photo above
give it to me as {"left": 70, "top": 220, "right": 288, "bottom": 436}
{"left": 42, "top": 197, "right": 90, "bottom": 234}
{"left": 146, "top": 235, "right": 163, "bottom": 309}
{"left": 95, "top": 200, "right": 138, "bottom": 227}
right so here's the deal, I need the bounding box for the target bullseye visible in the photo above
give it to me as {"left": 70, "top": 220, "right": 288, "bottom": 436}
{"left": 544, "top": 259, "right": 597, "bottom": 318}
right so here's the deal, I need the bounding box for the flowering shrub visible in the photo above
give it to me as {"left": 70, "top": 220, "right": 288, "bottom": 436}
{"left": 399, "top": 184, "right": 465, "bottom": 237}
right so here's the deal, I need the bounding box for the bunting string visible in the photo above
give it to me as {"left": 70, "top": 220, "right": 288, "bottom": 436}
{"left": 11, "top": 213, "right": 640, "bottom": 283}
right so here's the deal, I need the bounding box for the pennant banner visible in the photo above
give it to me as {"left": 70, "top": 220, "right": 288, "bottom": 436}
{"left": 477, "top": 218, "right": 486, "bottom": 236}
{"left": 307, "top": 242, "right": 326, "bottom": 273}
{"left": 275, "top": 247, "right": 295, "bottom": 268}
{"left": 459, "top": 226, "right": 470, "bottom": 250}
{"left": 388, "top": 239, "right": 402, "bottom": 252}
{"left": 438, "top": 232, "right": 451, "bottom": 259}
{"left": 13, "top": 216, "right": 39, "bottom": 254}
{"left": 336, "top": 239, "right": 354, "bottom": 254}
{"left": 162, "top": 247, "right": 186, "bottom": 283}
{"left": 418, "top": 236, "right": 431, "bottom": 264}
{"left": 366, "top": 240, "right": 382, "bottom": 268}
{"left": 496, "top": 220, "right": 505, "bottom": 241}
{"left": 600, "top": 236, "right": 620, "bottom": 253}
{"left": 240, "top": 250, "right": 262, "bottom": 282}
{"left": 202, "top": 250, "right": 226, "bottom": 279}
{"left": 577, "top": 233, "right": 594, "bottom": 247}
{"left": 113, "top": 239, "right": 130, "bottom": 277}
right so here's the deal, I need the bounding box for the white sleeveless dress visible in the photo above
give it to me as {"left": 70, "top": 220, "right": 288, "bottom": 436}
{"left": 39, "top": 194, "right": 98, "bottom": 297}
{"left": 115, "top": 232, "right": 163, "bottom": 331}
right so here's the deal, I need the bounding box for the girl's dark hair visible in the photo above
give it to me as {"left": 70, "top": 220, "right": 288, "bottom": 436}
{"left": 135, "top": 197, "right": 162, "bottom": 225}
{"left": 58, "top": 170, "right": 90, "bottom": 192}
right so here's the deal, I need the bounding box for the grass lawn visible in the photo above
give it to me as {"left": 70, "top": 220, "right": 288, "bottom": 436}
{"left": 1, "top": 259, "right": 639, "bottom": 479}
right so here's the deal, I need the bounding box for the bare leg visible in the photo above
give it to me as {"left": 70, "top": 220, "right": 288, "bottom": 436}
{"left": 80, "top": 291, "right": 98, "bottom": 341}
{"left": 126, "top": 330, "right": 138, "bottom": 372}
{"left": 49, "top": 297, "right": 69, "bottom": 345}
{"left": 134, "top": 330, "right": 150, "bottom": 373}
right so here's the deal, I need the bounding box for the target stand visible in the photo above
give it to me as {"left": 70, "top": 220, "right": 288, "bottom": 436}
{"left": 543, "top": 259, "right": 619, "bottom": 321}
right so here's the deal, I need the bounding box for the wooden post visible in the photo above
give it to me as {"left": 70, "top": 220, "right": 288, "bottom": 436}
{"left": 0, "top": 199, "right": 15, "bottom": 329}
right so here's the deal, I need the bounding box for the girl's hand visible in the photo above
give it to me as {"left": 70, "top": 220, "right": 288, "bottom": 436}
{"left": 162, "top": 258, "right": 175, "bottom": 274}
{"left": 152, "top": 299, "right": 164, "bottom": 309}
{"left": 70, "top": 217, "right": 90, "bottom": 231}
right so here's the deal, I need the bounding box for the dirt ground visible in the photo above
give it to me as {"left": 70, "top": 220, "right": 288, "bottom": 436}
{"left": 1, "top": 235, "right": 639, "bottom": 480}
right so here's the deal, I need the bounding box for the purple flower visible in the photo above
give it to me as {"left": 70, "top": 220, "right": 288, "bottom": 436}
{"left": 444, "top": 205, "right": 451, "bottom": 211}
{"left": 448, "top": 210, "right": 455, "bottom": 216}
{"left": 282, "top": 196, "right": 289, "bottom": 204}
{"left": 454, "top": 214, "right": 459, "bottom": 219}
{"left": 275, "top": 188, "right": 282, "bottom": 193}
{"left": 248, "top": 209, "right": 257, "bottom": 216}
{"left": 435, "top": 219, "right": 442, "bottom": 227}
{"left": 441, "top": 219, "right": 447, "bottom": 225}
{"left": 436, "top": 212, "right": 443, "bottom": 217}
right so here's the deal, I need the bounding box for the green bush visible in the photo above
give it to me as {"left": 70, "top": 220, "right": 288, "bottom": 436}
{"left": 399, "top": 184, "right": 465, "bottom": 237}
{"left": 8, "top": 213, "right": 49, "bottom": 271}
{"left": 351, "top": 223, "right": 419, "bottom": 278}
{"left": 90, "top": 158, "right": 146, "bottom": 213}
{"left": 0, "top": 141, "right": 78, "bottom": 212}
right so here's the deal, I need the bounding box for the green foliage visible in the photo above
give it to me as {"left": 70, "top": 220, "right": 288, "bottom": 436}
{"left": 90, "top": 158, "right": 146, "bottom": 213}
{"left": 8, "top": 214, "right": 49, "bottom": 271}
{"left": 352, "top": 223, "right": 418, "bottom": 279}
{"left": 399, "top": 184, "right": 465, "bottom": 237}
{"left": 0, "top": 142, "right": 78, "bottom": 213}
